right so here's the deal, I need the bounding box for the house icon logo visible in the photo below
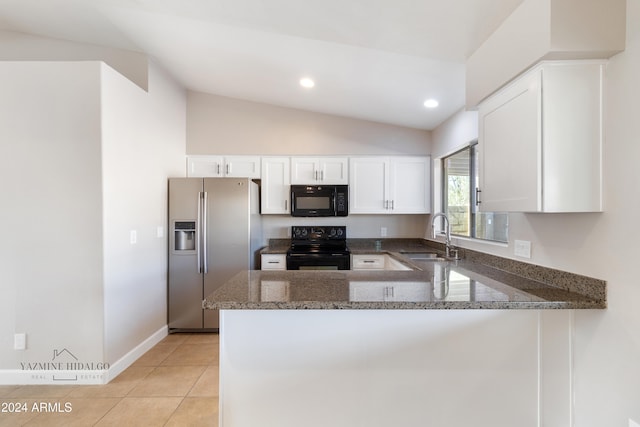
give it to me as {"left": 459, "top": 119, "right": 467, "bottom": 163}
{"left": 52, "top": 348, "right": 78, "bottom": 362}
{"left": 51, "top": 348, "right": 80, "bottom": 382}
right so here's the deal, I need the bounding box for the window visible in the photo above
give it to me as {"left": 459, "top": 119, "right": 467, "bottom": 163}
{"left": 442, "top": 142, "right": 508, "bottom": 243}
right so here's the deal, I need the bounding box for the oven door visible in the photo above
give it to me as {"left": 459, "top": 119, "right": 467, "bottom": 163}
{"left": 286, "top": 253, "right": 351, "bottom": 270}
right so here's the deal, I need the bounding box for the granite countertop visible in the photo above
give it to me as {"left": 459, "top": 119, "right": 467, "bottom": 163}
{"left": 204, "top": 239, "right": 606, "bottom": 310}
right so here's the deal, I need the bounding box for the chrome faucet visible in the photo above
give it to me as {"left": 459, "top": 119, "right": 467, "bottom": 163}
{"left": 430, "top": 213, "right": 459, "bottom": 260}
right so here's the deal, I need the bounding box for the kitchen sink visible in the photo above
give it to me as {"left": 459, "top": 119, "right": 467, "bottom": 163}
{"left": 399, "top": 251, "right": 446, "bottom": 261}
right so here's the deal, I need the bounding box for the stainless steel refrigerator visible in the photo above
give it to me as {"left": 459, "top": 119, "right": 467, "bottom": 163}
{"left": 168, "top": 178, "right": 262, "bottom": 332}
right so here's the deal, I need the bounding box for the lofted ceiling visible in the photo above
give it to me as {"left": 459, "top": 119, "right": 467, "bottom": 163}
{"left": 0, "top": 0, "right": 523, "bottom": 130}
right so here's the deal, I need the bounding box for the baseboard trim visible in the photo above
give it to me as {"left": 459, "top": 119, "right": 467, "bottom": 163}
{"left": 104, "top": 325, "right": 168, "bottom": 383}
{"left": 0, "top": 325, "right": 168, "bottom": 385}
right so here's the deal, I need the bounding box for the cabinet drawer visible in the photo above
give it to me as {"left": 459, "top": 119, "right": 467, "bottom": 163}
{"left": 352, "top": 255, "right": 385, "bottom": 270}
{"left": 261, "top": 254, "right": 287, "bottom": 270}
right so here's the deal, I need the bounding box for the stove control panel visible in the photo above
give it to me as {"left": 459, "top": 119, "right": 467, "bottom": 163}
{"left": 291, "top": 226, "right": 346, "bottom": 241}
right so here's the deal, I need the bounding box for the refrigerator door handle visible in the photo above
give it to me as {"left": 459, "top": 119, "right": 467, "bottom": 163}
{"left": 196, "top": 191, "right": 202, "bottom": 273}
{"left": 197, "top": 192, "right": 203, "bottom": 273}
{"left": 202, "top": 191, "right": 209, "bottom": 274}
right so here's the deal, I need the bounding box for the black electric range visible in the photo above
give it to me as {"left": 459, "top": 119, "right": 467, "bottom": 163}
{"left": 286, "top": 226, "right": 350, "bottom": 270}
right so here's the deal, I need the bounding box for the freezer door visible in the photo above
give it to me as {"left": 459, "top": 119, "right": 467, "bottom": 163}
{"left": 203, "top": 178, "right": 251, "bottom": 329}
{"left": 168, "top": 178, "right": 205, "bottom": 330}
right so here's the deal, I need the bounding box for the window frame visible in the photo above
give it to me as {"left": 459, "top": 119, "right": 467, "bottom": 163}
{"left": 441, "top": 141, "right": 508, "bottom": 243}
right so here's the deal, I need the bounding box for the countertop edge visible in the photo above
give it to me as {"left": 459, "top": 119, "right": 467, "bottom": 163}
{"left": 204, "top": 300, "right": 606, "bottom": 310}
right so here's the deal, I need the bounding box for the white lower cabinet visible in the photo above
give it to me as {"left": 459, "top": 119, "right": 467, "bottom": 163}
{"left": 261, "top": 254, "right": 287, "bottom": 270}
{"left": 260, "top": 281, "right": 290, "bottom": 301}
{"left": 352, "top": 254, "right": 412, "bottom": 271}
{"left": 351, "top": 254, "right": 386, "bottom": 270}
{"left": 349, "top": 156, "right": 430, "bottom": 214}
{"left": 349, "top": 281, "right": 428, "bottom": 302}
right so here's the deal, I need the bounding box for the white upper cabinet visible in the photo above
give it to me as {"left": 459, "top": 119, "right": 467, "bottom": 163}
{"left": 261, "top": 157, "right": 291, "bottom": 214}
{"left": 478, "top": 61, "right": 604, "bottom": 213}
{"left": 390, "top": 157, "right": 431, "bottom": 213}
{"left": 349, "top": 157, "right": 389, "bottom": 214}
{"left": 350, "top": 156, "right": 430, "bottom": 214}
{"left": 224, "top": 156, "right": 261, "bottom": 178}
{"left": 187, "top": 155, "right": 261, "bottom": 178}
{"left": 291, "top": 157, "right": 348, "bottom": 185}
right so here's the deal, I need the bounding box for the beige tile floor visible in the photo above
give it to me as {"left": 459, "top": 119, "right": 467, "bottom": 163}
{"left": 0, "top": 333, "right": 219, "bottom": 427}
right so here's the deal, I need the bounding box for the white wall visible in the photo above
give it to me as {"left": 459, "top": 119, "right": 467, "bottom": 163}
{"left": 466, "top": 0, "right": 625, "bottom": 107}
{"left": 0, "top": 59, "right": 186, "bottom": 384}
{"left": 0, "top": 62, "right": 105, "bottom": 371}
{"left": 433, "top": 2, "right": 640, "bottom": 423}
{"left": 187, "top": 92, "right": 432, "bottom": 240}
{"left": 101, "top": 61, "right": 186, "bottom": 366}
{"left": 187, "top": 91, "right": 431, "bottom": 156}
{"left": 0, "top": 30, "right": 149, "bottom": 90}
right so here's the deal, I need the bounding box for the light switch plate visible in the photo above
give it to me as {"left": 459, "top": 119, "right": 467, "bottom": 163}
{"left": 514, "top": 240, "right": 532, "bottom": 258}
{"left": 14, "top": 333, "right": 26, "bottom": 350}
{"left": 130, "top": 230, "right": 137, "bottom": 245}
{"left": 380, "top": 227, "right": 388, "bottom": 237}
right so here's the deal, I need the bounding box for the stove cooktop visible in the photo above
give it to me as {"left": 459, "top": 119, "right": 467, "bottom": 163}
{"left": 288, "top": 226, "right": 349, "bottom": 254}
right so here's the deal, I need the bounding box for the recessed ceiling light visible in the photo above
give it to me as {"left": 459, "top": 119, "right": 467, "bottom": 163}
{"left": 423, "top": 99, "right": 439, "bottom": 108}
{"left": 300, "top": 78, "right": 315, "bottom": 88}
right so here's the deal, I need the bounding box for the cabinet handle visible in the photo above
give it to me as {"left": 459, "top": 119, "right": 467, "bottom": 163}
{"left": 226, "top": 164, "right": 230, "bottom": 175}
{"left": 391, "top": 200, "right": 394, "bottom": 210}
{"left": 285, "top": 200, "right": 288, "bottom": 211}
{"left": 217, "top": 164, "right": 221, "bottom": 175}
{"left": 320, "top": 170, "right": 324, "bottom": 181}
{"left": 475, "top": 188, "right": 482, "bottom": 206}
{"left": 363, "top": 260, "right": 376, "bottom": 263}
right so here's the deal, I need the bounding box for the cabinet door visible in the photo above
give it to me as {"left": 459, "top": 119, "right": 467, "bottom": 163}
{"left": 390, "top": 282, "right": 429, "bottom": 301}
{"left": 261, "top": 157, "right": 291, "bottom": 214}
{"left": 225, "top": 156, "right": 261, "bottom": 178}
{"left": 261, "top": 254, "right": 287, "bottom": 270}
{"left": 291, "top": 157, "right": 348, "bottom": 184}
{"left": 260, "top": 281, "right": 290, "bottom": 301}
{"left": 351, "top": 254, "right": 385, "bottom": 270}
{"left": 349, "top": 282, "right": 387, "bottom": 301}
{"left": 349, "top": 157, "right": 389, "bottom": 214}
{"left": 187, "top": 156, "right": 224, "bottom": 177}
{"left": 318, "top": 157, "right": 348, "bottom": 184}
{"left": 290, "top": 157, "right": 318, "bottom": 184}
{"left": 390, "top": 156, "right": 430, "bottom": 213}
{"left": 479, "top": 70, "right": 542, "bottom": 212}
{"left": 541, "top": 63, "right": 603, "bottom": 212}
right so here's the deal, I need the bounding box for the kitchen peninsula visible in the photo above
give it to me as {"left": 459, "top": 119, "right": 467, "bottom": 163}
{"left": 205, "top": 241, "right": 605, "bottom": 427}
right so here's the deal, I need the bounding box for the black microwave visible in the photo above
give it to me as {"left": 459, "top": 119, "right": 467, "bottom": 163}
{"left": 290, "top": 185, "right": 348, "bottom": 217}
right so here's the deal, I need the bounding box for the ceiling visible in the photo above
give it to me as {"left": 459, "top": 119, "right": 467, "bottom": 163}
{"left": 0, "top": 0, "right": 523, "bottom": 130}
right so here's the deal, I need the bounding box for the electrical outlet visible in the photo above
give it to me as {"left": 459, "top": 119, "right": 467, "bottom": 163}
{"left": 157, "top": 226, "right": 164, "bottom": 238}
{"left": 130, "top": 230, "right": 137, "bottom": 244}
{"left": 380, "top": 227, "right": 387, "bottom": 237}
{"left": 14, "top": 333, "right": 26, "bottom": 350}
{"left": 514, "top": 240, "right": 531, "bottom": 258}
